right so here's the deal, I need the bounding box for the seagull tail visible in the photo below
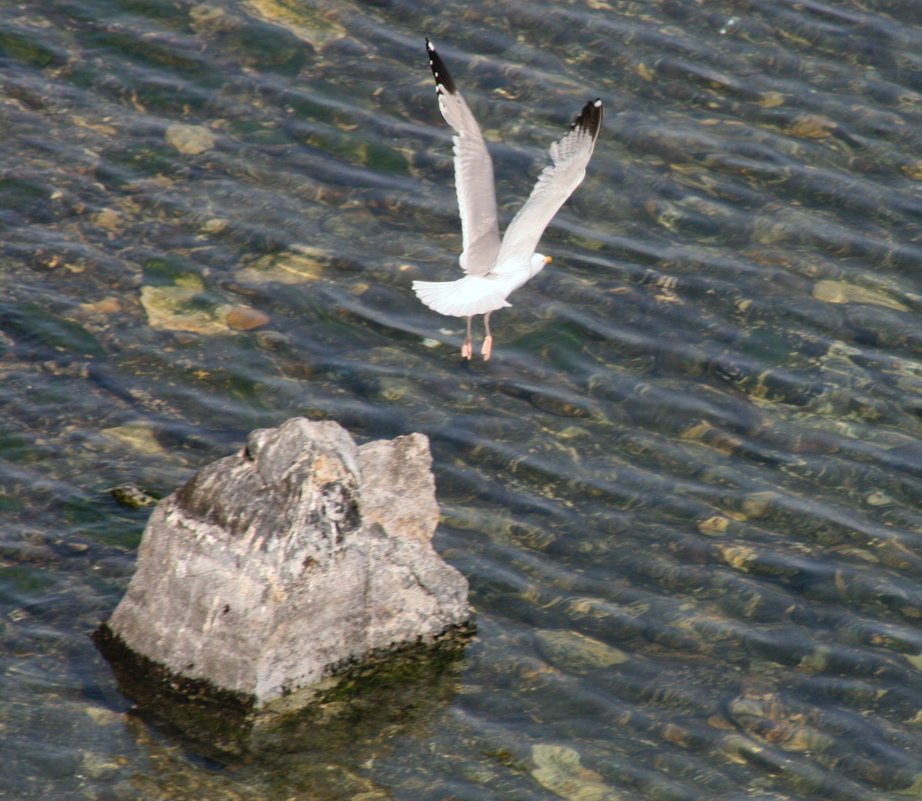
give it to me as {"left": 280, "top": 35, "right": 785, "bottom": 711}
{"left": 412, "top": 275, "right": 512, "bottom": 317}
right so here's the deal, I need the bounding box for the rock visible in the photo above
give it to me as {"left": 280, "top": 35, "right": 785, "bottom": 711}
{"left": 139, "top": 284, "right": 230, "bottom": 334}
{"left": 534, "top": 629, "right": 629, "bottom": 673}
{"left": 109, "top": 483, "right": 159, "bottom": 510}
{"left": 531, "top": 744, "right": 620, "bottom": 801}
{"left": 165, "top": 123, "right": 216, "bottom": 155}
{"left": 235, "top": 249, "right": 329, "bottom": 285}
{"left": 224, "top": 305, "right": 269, "bottom": 330}
{"left": 101, "top": 420, "right": 167, "bottom": 455}
{"left": 358, "top": 434, "right": 439, "bottom": 546}
{"left": 96, "top": 418, "right": 472, "bottom": 722}
{"left": 812, "top": 279, "right": 908, "bottom": 311}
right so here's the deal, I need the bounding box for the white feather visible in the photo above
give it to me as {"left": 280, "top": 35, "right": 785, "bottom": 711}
{"left": 413, "top": 275, "right": 513, "bottom": 317}
{"left": 417, "top": 40, "right": 601, "bottom": 357}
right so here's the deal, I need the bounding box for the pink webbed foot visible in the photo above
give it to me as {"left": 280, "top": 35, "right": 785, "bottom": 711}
{"left": 481, "top": 335, "right": 493, "bottom": 361}
{"left": 461, "top": 338, "right": 473, "bottom": 359}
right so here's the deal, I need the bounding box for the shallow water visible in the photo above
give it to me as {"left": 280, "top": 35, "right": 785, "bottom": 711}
{"left": 2, "top": 0, "right": 922, "bottom": 797}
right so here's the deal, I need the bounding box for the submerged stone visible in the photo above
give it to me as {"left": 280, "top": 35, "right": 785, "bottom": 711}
{"left": 139, "top": 284, "right": 230, "bottom": 334}
{"left": 534, "top": 629, "right": 629, "bottom": 673}
{"left": 812, "top": 279, "right": 908, "bottom": 311}
{"left": 531, "top": 744, "right": 619, "bottom": 801}
{"left": 95, "top": 418, "right": 472, "bottom": 755}
{"left": 165, "top": 122, "right": 217, "bottom": 155}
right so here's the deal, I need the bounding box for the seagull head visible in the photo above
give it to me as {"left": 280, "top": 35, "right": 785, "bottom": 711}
{"left": 530, "top": 253, "right": 552, "bottom": 278}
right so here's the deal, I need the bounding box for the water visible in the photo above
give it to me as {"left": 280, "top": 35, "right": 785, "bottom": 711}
{"left": 1, "top": 0, "right": 922, "bottom": 797}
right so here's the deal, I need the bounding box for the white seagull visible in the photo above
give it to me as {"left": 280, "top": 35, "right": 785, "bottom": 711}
{"left": 413, "top": 39, "right": 602, "bottom": 360}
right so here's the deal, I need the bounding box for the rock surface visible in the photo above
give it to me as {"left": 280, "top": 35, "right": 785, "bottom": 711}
{"left": 102, "top": 418, "right": 471, "bottom": 708}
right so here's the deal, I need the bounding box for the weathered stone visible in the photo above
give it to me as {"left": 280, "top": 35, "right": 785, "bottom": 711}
{"left": 358, "top": 433, "right": 439, "bottom": 546}
{"left": 99, "top": 418, "right": 471, "bottom": 715}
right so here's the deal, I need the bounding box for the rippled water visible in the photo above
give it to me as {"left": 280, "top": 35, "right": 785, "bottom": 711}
{"left": 2, "top": 0, "right": 922, "bottom": 797}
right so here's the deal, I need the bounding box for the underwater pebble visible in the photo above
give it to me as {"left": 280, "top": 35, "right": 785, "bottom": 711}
{"left": 698, "top": 515, "right": 731, "bottom": 537}
{"left": 200, "top": 217, "right": 229, "bottom": 234}
{"left": 813, "top": 280, "right": 908, "bottom": 311}
{"left": 100, "top": 421, "right": 167, "bottom": 455}
{"left": 165, "top": 123, "right": 216, "bottom": 155}
{"left": 902, "top": 652, "right": 922, "bottom": 671}
{"left": 534, "top": 629, "right": 628, "bottom": 673}
{"left": 740, "top": 491, "right": 780, "bottom": 519}
{"left": 531, "top": 744, "right": 618, "bottom": 801}
{"left": 757, "top": 91, "right": 785, "bottom": 108}
{"left": 80, "top": 751, "right": 124, "bottom": 780}
{"left": 225, "top": 305, "right": 269, "bottom": 330}
{"left": 243, "top": 0, "right": 346, "bottom": 46}
{"left": 109, "top": 482, "right": 159, "bottom": 509}
{"left": 785, "top": 114, "right": 835, "bottom": 138}
{"left": 80, "top": 296, "right": 122, "bottom": 314}
{"left": 236, "top": 249, "right": 328, "bottom": 284}
{"left": 714, "top": 543, "right": 758, "bottom": 570}
{"left": 140, "top": 285, "right": 229, "bottom": 334}
{"left": 865, "top": 490, "right": 893, "bottom": 506}
{"left": 93, "top": 207, "right": 124, "bottom": 232}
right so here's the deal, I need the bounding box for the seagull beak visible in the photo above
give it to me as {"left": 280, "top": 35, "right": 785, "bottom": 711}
{"left": 546, "top": 256, "right": 553, "bottom": 263}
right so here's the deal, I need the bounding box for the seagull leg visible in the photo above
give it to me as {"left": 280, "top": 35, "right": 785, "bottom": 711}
{"left": 461, "top": 316, "right": 473, "bottom": 359}
{"left": 481, "top": 313, "right": 493, "bottom": 361}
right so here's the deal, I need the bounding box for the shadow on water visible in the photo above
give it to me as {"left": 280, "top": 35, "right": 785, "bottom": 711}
{"left": 92, "top": 621, "right": 473, "bottom": 764}
{"left": 1, "top": 0, "right": 922, "bottom": 798}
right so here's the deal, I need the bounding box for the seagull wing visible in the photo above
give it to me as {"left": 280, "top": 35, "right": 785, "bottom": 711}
{"left": 491, "top": 99, "right": 602, "bottom": 276}
{"left": 427, "top": 39, "right": 501, "bottom": 276}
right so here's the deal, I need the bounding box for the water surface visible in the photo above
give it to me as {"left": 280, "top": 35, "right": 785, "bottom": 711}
{"left": 2, "top": 0, "right": 922, "bottom": 798}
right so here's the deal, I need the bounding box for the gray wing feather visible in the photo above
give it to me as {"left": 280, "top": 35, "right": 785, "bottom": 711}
{"left": 427, "top": 40, "right": 501, "bottom": 276}
{"left": 492, "top": 99, "right": 602, "bottom": 275}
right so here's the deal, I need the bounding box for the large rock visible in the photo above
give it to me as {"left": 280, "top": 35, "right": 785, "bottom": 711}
{"left": 99, "top": 418, "right": 471, "bottom": 713}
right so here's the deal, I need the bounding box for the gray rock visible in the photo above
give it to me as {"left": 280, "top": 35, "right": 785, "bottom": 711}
{"left": 359, "top": 433, "right": 440, "bottom": 546}
{"left": 102, "top": 418, "right": 471, "bottom": 710}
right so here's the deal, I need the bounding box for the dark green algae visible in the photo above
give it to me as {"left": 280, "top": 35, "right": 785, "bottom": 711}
{"left": 93, "top": 621, "right": 475, "bottom": 762}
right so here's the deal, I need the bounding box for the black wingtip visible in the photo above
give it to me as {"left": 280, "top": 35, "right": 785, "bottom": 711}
{"left": 573, "top": 98, "right": 603, "bottom": 139}
{"left": 424, "top": 37, "right": 456, "bottom": 95}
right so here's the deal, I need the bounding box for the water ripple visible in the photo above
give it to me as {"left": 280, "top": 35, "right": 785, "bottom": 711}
{"left": 1, "top": 0, "right": 922, "bottom": 798}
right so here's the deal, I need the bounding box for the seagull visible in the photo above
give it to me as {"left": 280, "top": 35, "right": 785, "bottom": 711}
{"left": 413, "top": 39, "right": 602, "bottom": 360}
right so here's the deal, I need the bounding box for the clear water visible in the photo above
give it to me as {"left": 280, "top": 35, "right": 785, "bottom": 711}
{"left": 1, "top": 0, "right": 922, "bottom": 798}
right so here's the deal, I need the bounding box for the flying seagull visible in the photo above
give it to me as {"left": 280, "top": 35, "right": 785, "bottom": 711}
{"left": 413, "top": 39, "right": 602, "bottom": 360}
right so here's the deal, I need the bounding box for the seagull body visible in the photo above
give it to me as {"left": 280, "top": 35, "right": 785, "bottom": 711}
{"left": 413, "top": 38, "right": 602, "bottom": 359}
